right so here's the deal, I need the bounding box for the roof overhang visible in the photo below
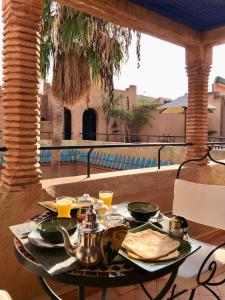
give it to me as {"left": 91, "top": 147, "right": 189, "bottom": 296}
{"left": 58, "top": 0, "right": 225, "bottom": 47}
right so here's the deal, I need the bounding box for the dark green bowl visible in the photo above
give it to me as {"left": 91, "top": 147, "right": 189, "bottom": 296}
{"left": 37, "top": 217, "right": 77, "bottom": 244}
{"left": 127, "top": 202, "right": 158, "bottom": 222}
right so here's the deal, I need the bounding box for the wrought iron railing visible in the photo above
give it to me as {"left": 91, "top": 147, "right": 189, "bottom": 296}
{"left": 0, "top": 141, "right": 225, "bottom": 178}
{"left": 80, "top": 132, "right": 185, "bottom": 143}
{"left": 0, "top": 143, "right": 191, "bottom": 177}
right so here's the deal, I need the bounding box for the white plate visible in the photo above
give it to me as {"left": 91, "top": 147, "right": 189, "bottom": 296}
{"left": 28, "top": 229, "right": 78, "bottom": 249}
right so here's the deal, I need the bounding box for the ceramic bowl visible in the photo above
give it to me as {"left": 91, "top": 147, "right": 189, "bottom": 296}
{"left": 37, "top": 217, "right": 77, "bottom": 244}
{"left": 127, "top": 202, "right": 158, "bottom": 222}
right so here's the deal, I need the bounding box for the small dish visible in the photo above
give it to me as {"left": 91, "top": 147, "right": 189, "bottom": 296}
{"left": 127, "top": 202, "right": 158, "bottom": 222}
{"left": 124, "top": 210, "right": 164, "bottom": 224}
{"left": 28, "top": 229, "right": 78, "bottom": 248}
{"left": 37, "top": 217, "right": 77, "bottom": 244}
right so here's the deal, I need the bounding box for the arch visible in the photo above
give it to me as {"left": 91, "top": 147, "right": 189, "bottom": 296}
{"left": 82, "top": 108, "right": 97, "bottom": 140}
{"left": 64, "top": 108, "right": 72, "bottom": 140}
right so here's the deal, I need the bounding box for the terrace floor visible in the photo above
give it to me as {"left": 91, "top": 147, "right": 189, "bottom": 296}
{"left": 63, "top": 232, "right": 225, "bottom": 300}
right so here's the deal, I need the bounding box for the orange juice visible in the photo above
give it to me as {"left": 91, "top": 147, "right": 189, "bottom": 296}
{"left": 99, "top": 191, "right": 113, "bottom": 207}
{"left": 56, "top": 198, "right": 72, "bottom": 218}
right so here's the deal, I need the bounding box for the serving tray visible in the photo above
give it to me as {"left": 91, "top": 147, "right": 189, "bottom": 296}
{"left": 119, "top": 222, "right": 200, "bottom": 273}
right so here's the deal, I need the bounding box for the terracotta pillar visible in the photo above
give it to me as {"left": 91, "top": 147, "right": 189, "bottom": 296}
{"left": 2, "top": 0, "right": 43, "bottom": 190}
{"left": 185, "top": 45, "right": 212, "bottom": 162}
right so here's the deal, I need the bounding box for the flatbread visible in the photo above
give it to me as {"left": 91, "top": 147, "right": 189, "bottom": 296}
{"left": 127, "top": 249, "right": 180, "bottom": 261}
{"left": 122, "top": 229, "right": 180, "bottom": 260}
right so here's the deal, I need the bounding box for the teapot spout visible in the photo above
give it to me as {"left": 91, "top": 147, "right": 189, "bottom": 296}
{"left": 58, "top": 226, "right": 79, "bottom": 257}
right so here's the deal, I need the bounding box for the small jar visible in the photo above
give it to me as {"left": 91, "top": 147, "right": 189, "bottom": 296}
{"left": 169, "top": 216, "right": 190, "bottom": 239}
{"left": 77, "top": 194, "right": 95, "bottom": 222}
{"left": 95, "top": 200, "right": 109, "bottom": 224}
{"left": 104, "top": 205, "right": 124, "bottom": 227}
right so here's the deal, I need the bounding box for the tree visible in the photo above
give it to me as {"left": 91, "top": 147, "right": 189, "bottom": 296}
{"left": 102, "top": 94, "right": 122, "bottom": 141}
{"left": 40, "top": 0, "right": 141, "bottom": 145}
{"left": 128, "top": 103, "right": 156, "bottom": 133}
{"left": 112, "top": 102, "right": 156, "bottom": 142}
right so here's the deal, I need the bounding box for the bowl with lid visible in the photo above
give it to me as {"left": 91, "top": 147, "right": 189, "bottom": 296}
{"left": 127, "top": 201, "right": 158, "bottom": 222}
{"left": 37, "top": 217, "right": 77, "bottom": 243}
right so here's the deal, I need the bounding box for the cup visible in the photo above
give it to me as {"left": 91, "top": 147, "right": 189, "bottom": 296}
{"left": 56, "top": 197, "right": 72, "bottom": 218}
{"left": 99, "top": 191, "right": 113, "bottom": 208}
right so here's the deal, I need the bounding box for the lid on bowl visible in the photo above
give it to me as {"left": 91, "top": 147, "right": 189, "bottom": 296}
{"left": 77, "top": 194, "right": 95, "bottom": 203}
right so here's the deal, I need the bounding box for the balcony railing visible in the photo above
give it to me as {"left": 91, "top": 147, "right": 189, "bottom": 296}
{"left": 0, "top": 141, "right": 225, "bottom": 178}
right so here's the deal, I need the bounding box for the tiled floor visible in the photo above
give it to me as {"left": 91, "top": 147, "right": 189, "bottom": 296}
{"left": 64, "top": 232, "right": 225, "bottom": 300}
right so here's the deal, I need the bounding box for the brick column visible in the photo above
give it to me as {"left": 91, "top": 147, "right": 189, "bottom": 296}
{"left": 185, "top": 45, "right": 212, "bottom": 162}
{"left": 2, "top": 0, "right": 43, "bottom": 190}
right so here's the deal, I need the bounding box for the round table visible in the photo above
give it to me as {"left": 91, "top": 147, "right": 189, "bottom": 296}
{"left": 15, "top": 237, "right": 184, "bottom": 300}
{"left": 14, "top": 211, "right": 187, "bottom": 300}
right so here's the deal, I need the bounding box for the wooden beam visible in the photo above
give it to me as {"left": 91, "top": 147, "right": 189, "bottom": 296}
{"left": 202, "top": 25, "right": 225, "bottom": 46}
{"left": 58, "top": 0, "right": 201, "bottom": 47}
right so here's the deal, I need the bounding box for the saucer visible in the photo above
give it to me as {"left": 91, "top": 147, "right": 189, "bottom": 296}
{"left": 124, "top": 210, "right": 164, "bottom": 224}
{"left": 28, "top": 229, "right": 78, "bottom": 249}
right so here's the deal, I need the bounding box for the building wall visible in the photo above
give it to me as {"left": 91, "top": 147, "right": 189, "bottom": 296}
{"left": 1, "top": 82, "right": 225, "bottom": 142}
{"left": 138, "top": 110, "right": 185, "bottom": 142}
{"left": 40, "top": 82, "right": 225, "bottom": 142}
{"left": 207, "top": 83, "right": 225, "bottom": 137}
{"left": 208, "top": 93, "right": 222, "bottom": 136}
{"left": 43, "top": 84, "right": 137, "bottom": 142}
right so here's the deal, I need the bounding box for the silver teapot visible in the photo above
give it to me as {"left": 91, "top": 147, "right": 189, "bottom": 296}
{"left": 59, "top": 205, "right": 104, "bottom": 267}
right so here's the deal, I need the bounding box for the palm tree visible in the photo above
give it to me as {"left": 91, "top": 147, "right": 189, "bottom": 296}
{"left": 40, "top": 0, "right": 141, "bottom": 146}
{"left": 40, "top": 1, "right": 141, "bottom": 176}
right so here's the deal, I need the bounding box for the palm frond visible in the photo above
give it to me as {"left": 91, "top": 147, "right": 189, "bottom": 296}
{"left": 52, "top": 49, "right": 91, "bottom": 105}
{"left": 40, "top": 0, "right": 141, "bottom": 104}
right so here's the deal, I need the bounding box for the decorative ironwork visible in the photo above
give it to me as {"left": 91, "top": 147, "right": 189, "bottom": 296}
{"left": 170, "top": 145, "right": 225, "bottom": 299}
{"left": 176, "top": 145, "right": 225, "bottom": 179}
{"left": 195, "top": 241, "right": 225, "bottom": 300}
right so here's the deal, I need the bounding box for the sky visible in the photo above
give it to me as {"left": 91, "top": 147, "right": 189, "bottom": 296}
{"left": 1, "top": 2, "right": 225, "bottom": 100}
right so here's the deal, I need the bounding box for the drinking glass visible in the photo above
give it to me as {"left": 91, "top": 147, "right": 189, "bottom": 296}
{"left": 99, "top": 191, "right": 113, "bottom": 208}
{"left": 56, "top": 197, "right": 72, "bottom": 218}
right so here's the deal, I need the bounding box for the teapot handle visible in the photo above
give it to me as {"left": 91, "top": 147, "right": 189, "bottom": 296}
{"left": 100, "top": 224, "right": 128, "bottom": 264}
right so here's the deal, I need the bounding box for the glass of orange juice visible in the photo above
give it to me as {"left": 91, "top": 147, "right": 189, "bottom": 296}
{"left": 99, "top": 191, "right": 113, "bottom": 208}
{"left": 56, "top": 197, "right": 72, "bottom": 218}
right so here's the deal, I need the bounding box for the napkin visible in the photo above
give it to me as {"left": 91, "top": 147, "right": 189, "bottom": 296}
{"left": 10, "top": 221, "right": 80, "bottom": 276}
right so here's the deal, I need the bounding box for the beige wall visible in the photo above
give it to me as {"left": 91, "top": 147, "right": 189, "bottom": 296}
{"left": 42, "top": 84, "right": 137, "bottom": 142}
{"left": 208, "top": 83, "right": 225, "bottom": 137}
{"left": 139, "top": 110, "right": 185, "bottom": 142}
{"left": 1, "top": 82, "right": 225, "bottom": 143}
{"left": 37, "top": 82, "right": 225, "bottom": 142}
{"left": 208, "top": 93, "right": 222, "bottom": 136}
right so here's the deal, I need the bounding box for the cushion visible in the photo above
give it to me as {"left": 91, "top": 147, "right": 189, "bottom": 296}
{"left": 178, "top": 238, "right": 225, "bottom": 279}
{"left": 0, "top": 291, "right": 12, "bottom": 300}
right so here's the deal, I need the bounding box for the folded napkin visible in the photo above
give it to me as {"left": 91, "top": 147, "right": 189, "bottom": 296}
{"left": 10, "top": 221, "right": 80, "bottom": 276}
